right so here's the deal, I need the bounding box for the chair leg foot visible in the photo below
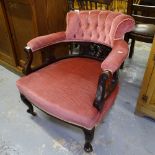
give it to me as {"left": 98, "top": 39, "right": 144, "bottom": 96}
{"left": 20, "top": 94, "right": 37, "bottom": 116}
{"left": 83, "top": 127, "right": 95, "bottom": 153}
{"left": 27, "top": 109, "right": 37, "bottom": 116}
{"left": 84, "top": 142, "right": 93, "bottom": 153}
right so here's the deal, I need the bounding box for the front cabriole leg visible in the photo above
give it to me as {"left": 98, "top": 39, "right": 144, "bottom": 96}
{"left": 82, "top": 127, "right": 95, "bottom": 152}
{"left": 20, "top": 94, "right": 37, "bottom": 116}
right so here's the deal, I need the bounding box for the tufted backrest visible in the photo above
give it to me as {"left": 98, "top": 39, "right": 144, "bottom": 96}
{"left": 66, "top": 10, "right": 135, "bottom": 47}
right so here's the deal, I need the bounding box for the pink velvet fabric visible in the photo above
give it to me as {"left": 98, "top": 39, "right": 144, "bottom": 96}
{"left": 27, "top": 32, "right": 66, "bottom": 52}
{"left": 66, "top": 10, "right": 135, "bottom": 46}
{"left": 27, "top": 10, "right": 135, "bottom": 52}
{"left": 17, "top": 58, "right": 119, "bottom": 129}
{"left": 101, "top": 40, "right": 129, "bottom": 73}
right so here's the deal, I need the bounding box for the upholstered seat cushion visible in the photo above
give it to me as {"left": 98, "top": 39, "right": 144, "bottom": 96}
{"left": 16, "top": 58, "right": 119, "bottom": 129}
{"left": 131, "top": 24, "right": 155, "bottom": 37}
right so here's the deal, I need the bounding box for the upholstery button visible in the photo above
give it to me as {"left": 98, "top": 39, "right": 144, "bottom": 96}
{"left": 101, "top": 26, "right": 105, "bottom": 32}
{"left": 82, "top": 33, "right": 84, "bottom": 37}
{"left": 74, "top": 34, "right": 76, "bottom": 38}
{"left": 87, "top": 23, "right": 90, "bottom": 28}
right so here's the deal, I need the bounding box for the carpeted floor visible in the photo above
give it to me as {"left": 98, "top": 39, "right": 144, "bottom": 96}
{"left": 0, "top": 41, "right": 155, "bottom": 155}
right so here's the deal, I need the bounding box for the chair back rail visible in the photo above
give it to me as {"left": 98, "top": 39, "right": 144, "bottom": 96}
{"left": 127, "top": 0, "right": 155, "bottom": 24}
{"left": 132, "top": 15, "right": 155, "bottom": 24}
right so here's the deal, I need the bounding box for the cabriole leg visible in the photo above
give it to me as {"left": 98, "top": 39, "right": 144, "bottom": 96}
{"left": 20, "top": 94, "right": 37, "bottom": 116}
{"left": 83, "top": 127, "right": 95, "bottom": 152}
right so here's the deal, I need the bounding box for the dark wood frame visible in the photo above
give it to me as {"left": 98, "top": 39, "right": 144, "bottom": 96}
{"left": 20, "top": 41, "right": 119, "bottom": 152}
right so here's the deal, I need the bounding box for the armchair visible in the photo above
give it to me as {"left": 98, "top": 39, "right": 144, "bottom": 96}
{"left": 16, "top": 10, "right": 134, "bottom": 152}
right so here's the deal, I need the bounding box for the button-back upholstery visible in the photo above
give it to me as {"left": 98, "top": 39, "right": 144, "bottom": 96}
{"left": 66, "top": 10, "right": 135, "bottom": 46}
{"left": 27, "top": 10, "right": 135, "bottom": 53}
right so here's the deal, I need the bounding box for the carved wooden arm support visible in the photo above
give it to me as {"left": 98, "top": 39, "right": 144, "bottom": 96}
{"left": 23, "top": 47, "right": 33, "bottom": 75}
{"left": 93, "top": 70, "right": 118, "bottom": 111}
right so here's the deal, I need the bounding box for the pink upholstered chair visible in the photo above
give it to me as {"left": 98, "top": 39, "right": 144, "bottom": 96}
{"left": 16, "top": 10, "right": 134, "bottom": 152}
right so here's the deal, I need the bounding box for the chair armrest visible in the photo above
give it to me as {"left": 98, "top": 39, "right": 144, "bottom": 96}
{"left": 27, "top": 32, "right": 66, "bottom": 52}
{"left": 101, "top": 40, "right": 129, "bottom": 74}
